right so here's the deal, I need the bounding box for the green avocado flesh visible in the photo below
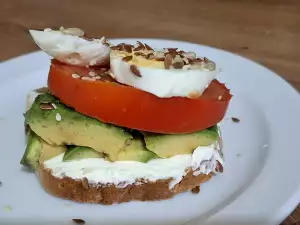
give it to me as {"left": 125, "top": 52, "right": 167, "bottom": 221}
{"left": 25, "top": 93, "right": 131, "bottom": 161}
{"left": 21, "top": 130, "right": 66, "bottom": 170}
{"left": 63, "top": 146, "right": 104, "bottom": 162}
{"left": 144, "top": 128, "right": 218, "bottom": 158}
{"left": 21, "top": 93, "right": 219, "bottom": 169}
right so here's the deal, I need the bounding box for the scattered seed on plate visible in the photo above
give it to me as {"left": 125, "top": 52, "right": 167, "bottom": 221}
{"left": 0, "top": 181, "right": 2, "bottom": 188}
{"left": 72, "top": 73, "right": 81, "bottom": 79}
{"left": 231, "top": 117, "right": 240, "bottom": 123}
{"left": 56, "top": 113, "right": 62, "bottom": 122}
{"left": 218, "top": 95, "right": 222, "bottom": 100}
{"left": 72, "top": 219, "right": 85, "bottom": 224}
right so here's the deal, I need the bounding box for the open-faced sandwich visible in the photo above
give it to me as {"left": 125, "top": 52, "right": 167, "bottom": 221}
{"left": 21, "top": 27, "right": 231, "bottom": 204}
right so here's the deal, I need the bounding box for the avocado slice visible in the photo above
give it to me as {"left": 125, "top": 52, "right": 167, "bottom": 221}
{"left": 116, "top": 138, "right": 157, "bottom": 163}
{"left": 20, "top": 131, "right": 42, "bottom": 170}
{"left": 39, "top": 142, "right": 66, "bottom": 163}
{"left": 25, "top": 93, "right": 132, "bottom": 161}
{"left": 21, "top": 130, "right": 67, "bottom": 169}
{"left": 144, "top": 126, "right": 219, "bottom": 158}
{"left": 63, "top": 146, "right": 104, "bottom": 162}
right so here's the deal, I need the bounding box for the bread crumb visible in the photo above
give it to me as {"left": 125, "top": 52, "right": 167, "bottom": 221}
{"left": 236, "top": 153, "right": 241, "bottom": 157}
{"left": 191, "top": 186, "right": 200, "bottom": 194}
{"left": 3, "top": 205, "right": 12, "bottom": 213}
{"left": 72, "top": 219, "right": 85, "bottom": 224}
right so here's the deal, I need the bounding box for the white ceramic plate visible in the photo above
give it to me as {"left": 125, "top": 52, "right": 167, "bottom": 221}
{"left": 0, "top": 39, "right": 300, "bottom": 225}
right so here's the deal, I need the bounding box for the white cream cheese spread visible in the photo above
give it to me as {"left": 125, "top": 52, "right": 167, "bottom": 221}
{"left": 43, "top": 142, "right": 223, "bottom": 189}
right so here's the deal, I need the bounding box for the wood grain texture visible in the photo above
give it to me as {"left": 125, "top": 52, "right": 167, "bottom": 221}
{"left": 0, "top": 0, "right": 299, "bottom": 224}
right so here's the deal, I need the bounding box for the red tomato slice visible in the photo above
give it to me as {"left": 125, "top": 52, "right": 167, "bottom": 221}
{"left": 48, "top": 60, "right": 232, "bottom": 134}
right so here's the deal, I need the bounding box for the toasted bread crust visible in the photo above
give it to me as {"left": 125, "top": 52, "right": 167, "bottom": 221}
{"left": 38, "top": 166, "right": 213, "bottom": 204}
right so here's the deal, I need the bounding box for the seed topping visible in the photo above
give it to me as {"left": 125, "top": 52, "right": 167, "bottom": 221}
{"left": 40, "top": 103, "right": 54, "bottom": 110}
{"left": 130, "top": 65, "right": 142, "bottom": 77}
{"left": 56, "top": 113, "right": 62, "bottom": 122}
{"left": 72, "top": 73, "right": 81, "bottom": 79}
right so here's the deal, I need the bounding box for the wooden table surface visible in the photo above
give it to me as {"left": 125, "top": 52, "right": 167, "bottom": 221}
{"left": 1, "top": 0, "right": 300, "bottom": 224}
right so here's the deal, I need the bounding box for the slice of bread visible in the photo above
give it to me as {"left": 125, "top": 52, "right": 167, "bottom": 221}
{"left": 38, "top": 165, "right": 213, "bottom": 204}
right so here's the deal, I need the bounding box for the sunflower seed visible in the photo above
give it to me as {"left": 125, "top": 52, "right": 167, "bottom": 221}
{"left": 164, "top": 54, "right": 172, "bottom": 69}
{"left": 172, "top": 57, "right": 184, "bottom": 69}
{"left": 172, "top": 61, "right": 184, "bottom": 69}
